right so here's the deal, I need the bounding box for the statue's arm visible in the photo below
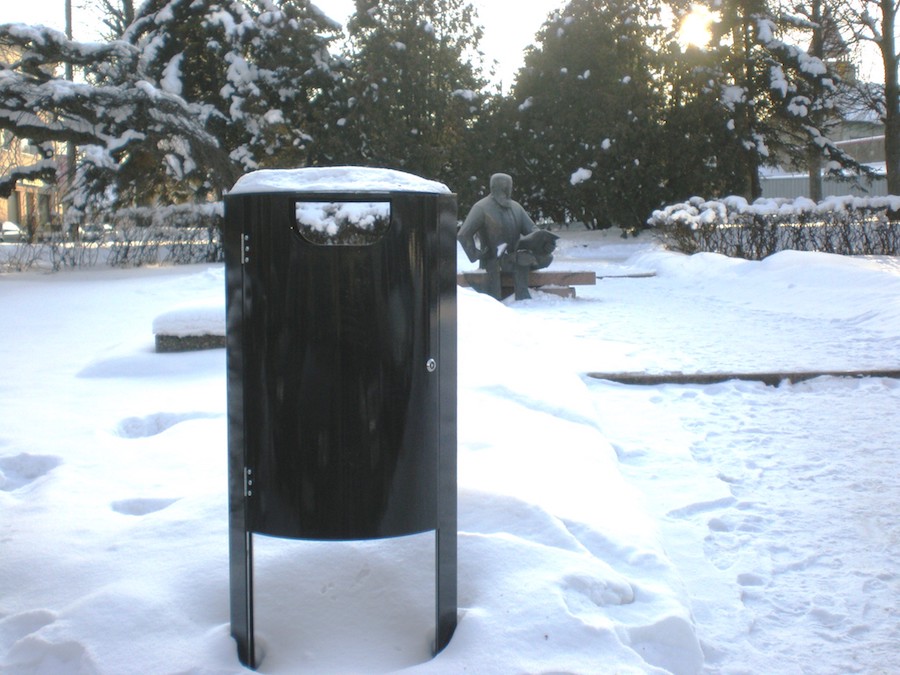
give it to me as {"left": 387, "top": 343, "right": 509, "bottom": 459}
{"left": 457, "top": 208, "right": 484, "bottom": 262}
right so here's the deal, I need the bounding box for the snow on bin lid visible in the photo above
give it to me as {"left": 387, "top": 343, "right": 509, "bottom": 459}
{"left": 229, "top": 166, "right": 451, "bottom": 195}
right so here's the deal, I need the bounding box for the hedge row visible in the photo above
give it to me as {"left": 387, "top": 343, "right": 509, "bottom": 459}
{"left": 649, "top": 195, "right": 900, "bottom": 259}
{"left": 1, "top": 204, "right": 223, "bottom": 272}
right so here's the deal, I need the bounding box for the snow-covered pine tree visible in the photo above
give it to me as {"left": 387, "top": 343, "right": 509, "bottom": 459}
{"left": 0, "top": 1, "right": 344, "bottom": 226}
{"left": 512, "top": 0, "right": 669, "bottom": 230}
{"left": 340, "top": 0, "right": 487, "bottom": 189}
{"left": 655, "top": 11, "right": 750, "bottom": 203}
{"left": 0, "top": 23, "right": 226, "bottom": 223}
{"left": 117, "top": 0, "right": 344, "bottom": 196}
{"left": 705, "top": 0, "right": 859, "bottom": 199}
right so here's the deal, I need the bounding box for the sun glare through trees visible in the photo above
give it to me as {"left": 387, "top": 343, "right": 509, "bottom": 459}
{"left": 678, "top": 4, "right": 717, "bottom": 50}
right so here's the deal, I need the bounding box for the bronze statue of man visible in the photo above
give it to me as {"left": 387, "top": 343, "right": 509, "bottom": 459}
{"left": 458, "top": 173, "right": 557, "bottom": 300}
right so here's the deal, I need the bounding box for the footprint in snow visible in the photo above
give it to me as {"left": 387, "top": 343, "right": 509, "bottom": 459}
{"left": 737, "top": 572, "right": 767, "bottom": 587}
{"left": 562, "top": 573, "right": 635, "bottom": 617}
{"left": 0, "top": 609, "right": 57, "bottom": 645}
{"left": 115, "top": 411, "right": 221, "bottom": 438}
{"left": 4, "top": 635, "right": 95, "bottom": 673}
{"left": 0, "top": 609, "right": 98, "bottom": 674}
{"left": 0, "top": 453, "right": 62, "bottom": 492}
{"left": 111, "top": 497, "right": 180, "bottom": 516}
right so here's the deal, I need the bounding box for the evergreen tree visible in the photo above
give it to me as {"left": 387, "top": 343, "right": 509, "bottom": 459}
{"left": 118, "top": 0, "right": 343, "bottom": 199}
{"left": 657, "top": 35, "right": 749, "bottom": 201}
{"left": 340, "top": 0, "right": 487, "bottom": 189}
{"left": 704, "top": 0, "right": 856, "bottom": 199}
{"left": 0, "top": 1, "right": 344, "bottom": 222}
{"left": 511, "top": 0, "right": 670, "bottom": 230}
{"left": 788, "top": 0, "right": 840, "bottom": 200}
{"left": 466, "top": 89, "right": 526, "bottom": 211}
{"left": 706, "top": 0, "right": 769, "bottom": 199}
{"left": 0, "top": 24, "right": 226, "bottom": 218}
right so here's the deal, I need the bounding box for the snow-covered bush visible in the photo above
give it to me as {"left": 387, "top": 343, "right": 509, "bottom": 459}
{"left": 650, "top": 195, "right": 900, "bottom": 259}
{"left": 107, "top": 203, "right": 223, "bottom": 266}
{"left": 0, "top": 203, "right": 223, "bottom": 272}
{"left": 0, "top": 238, "right": 42, "bottom": 272}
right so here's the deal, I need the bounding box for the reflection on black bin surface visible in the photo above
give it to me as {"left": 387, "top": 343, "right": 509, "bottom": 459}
{"left": 224, "top": 167, "right": 457, "bottom": 669}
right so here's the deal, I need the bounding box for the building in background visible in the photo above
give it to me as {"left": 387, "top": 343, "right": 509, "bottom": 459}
{"left": 0, "top": 40, "right": 66, "bottom": 241}
{"left": 1, "top": 130, "right": 66, "bottom": 239}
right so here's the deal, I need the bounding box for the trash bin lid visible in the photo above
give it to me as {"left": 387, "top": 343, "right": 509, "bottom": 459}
{"left": 229, "top": 166, "right": 451, "bottom": 195}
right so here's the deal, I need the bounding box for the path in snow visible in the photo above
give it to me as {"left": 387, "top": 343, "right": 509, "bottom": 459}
{"left": 549, "top": 233, "right": 900, "bottom": 378}
{"left": 543, "top": 276, "right": 896, "bottom": 376}
{"left": 542, "top": 232, "right": 900, "bottom": 673}
{"left": 588, "top": 378, "right": 900, "bottom": 674}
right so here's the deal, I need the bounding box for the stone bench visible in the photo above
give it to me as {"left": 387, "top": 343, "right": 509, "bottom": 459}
{"left": 153, "top": 301, "right": 225, "bottom": 352}
{"left": 155, "top": 333, "right": 225, "bottom": 352}
{"left": 457, "top": 269, "right": 597, "bottom": 298}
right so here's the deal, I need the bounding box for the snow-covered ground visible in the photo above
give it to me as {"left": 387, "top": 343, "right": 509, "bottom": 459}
{"left": 1, "top": 228, "right": 898, "bottom": 674}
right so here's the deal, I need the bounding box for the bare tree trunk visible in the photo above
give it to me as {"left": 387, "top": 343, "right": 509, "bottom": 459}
{"left": 808, "top": 0, "right": 824, "bottom": 202}
{"left": 808, "top": 148, "right": 824, "bottom": 200}
{"left": 881, "top": 0, "right": 900, "bottom": 196}
{"left": 65, "top": 0, "right": 77, "bottom": 238}
{"left": 734, "top": 15, "right": 763, "bottom": 201}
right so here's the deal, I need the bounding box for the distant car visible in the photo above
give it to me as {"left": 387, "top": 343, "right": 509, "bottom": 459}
{"left": 81, "top": 223, "right": 113, "bottom": 242}
{"left": 1, "top": 221, "right": 25, "bottom": 243}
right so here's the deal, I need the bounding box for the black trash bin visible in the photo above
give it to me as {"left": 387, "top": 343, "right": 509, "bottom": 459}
{"left": 224, "top": 167, "right": 457, "bottom": 669}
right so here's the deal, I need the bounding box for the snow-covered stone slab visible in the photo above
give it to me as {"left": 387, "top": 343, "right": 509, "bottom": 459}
{"left": 152, "top": 300, "right": 225, "bottom": 352}
{"left": 588, "top": 368, "right": 900, "bottom": 386}
{"left": 229, "top": 166, "right": 451, "bottom": 195}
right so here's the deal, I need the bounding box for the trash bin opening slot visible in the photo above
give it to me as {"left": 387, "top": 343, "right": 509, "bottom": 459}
{"left": 294, "top": 199, "right": 392, "bottom": 246}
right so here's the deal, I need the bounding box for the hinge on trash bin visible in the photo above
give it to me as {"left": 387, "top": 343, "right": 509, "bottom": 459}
{"left": 242, "top": 234, "right": 251, "bottom": 265}
{"left": 244, "top": 467, "right": 253, "bottom": 497}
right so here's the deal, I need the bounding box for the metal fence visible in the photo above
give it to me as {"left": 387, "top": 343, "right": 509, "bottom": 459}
{"left": 760, "top": 174, "right": 888, "bottom": 199}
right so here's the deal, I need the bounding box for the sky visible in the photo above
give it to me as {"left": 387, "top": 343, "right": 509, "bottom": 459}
{"left": 3, "top": 0, "right": 567, "bottom": 88}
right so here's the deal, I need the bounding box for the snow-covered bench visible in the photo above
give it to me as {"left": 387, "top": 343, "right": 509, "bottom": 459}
{"left": 457, "top": 269, "right": 597, "bottom": 298}
{"left": 153, "top": 300, "right": 225, "bottom": 352}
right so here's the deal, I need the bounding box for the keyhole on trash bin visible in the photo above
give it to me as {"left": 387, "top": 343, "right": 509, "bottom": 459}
{"left": 426, "top": 358, "right": 437, "bottom": 373}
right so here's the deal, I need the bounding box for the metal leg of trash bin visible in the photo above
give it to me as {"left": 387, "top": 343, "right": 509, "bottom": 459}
{"left": 230, "top": 526, "right": 256, "bottom": 668}
{"left": 435, "top": 376, "right": 458, "bottom": 654}
{"left": 435, "top": 524, "right": 457, "bottom": 653}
